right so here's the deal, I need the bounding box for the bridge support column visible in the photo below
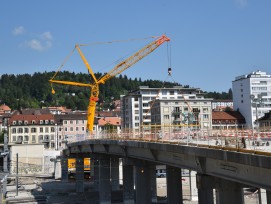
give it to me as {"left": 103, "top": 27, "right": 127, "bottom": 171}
{"left": 216, "top": 179, "right": 244, "bottom": 204}
{"left": 93, "top": 156, "right": 100, "bottom": 191}
{"left": 150, "top": 165, "right": 157, "bottom": 203}
{"left": 123, "top": 159, "right": 135, "bottom": 204}
{"left": 111, "top": 157, "right": 120, "bottom": 191}
{"left": 61, "top": 157, "right": 68, "bottom": 182}
{"left": 76, "top": 156, "right": 84, "bottom": 193}
{"left": 166, "top": 165, "right": 183, "bottom": 204}
{"left": 99, "top": 154, "right": 111, "bottom": 204}
{"left": 267, "top": 190, "right": 271, "bottom": 204}
{"left": 196, "top": 174, "right": 214, "bottom": 204}
{"left": 135, "top": 162, "right": 152, "bottom": 204}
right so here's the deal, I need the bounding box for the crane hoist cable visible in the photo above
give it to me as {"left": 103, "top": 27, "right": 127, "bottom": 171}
{"left": 169, "top": 74, "right": 200, "bottom": 127}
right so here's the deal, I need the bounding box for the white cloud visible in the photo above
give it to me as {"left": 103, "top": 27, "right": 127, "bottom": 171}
{"left": 26, "top": 36, "right": 53, "bottom": 51}
{"left": 41, "top": 32, "right": 53, "bottom": 41}
{"left": 235, "top": 0, "right": 248, "bottom": 7}
{"left": 23, "top": 31, "right": 53, "bottom": 51}
{"left": 12, "top": 26, "right": 25, "bottom": 36}
{"left": 27, "top": 39, "right": 44, "bottom": 51}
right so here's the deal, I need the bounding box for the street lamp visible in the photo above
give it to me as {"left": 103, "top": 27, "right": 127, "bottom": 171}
{"left": 250, "top": 94, "right": 263, "bottom": 143}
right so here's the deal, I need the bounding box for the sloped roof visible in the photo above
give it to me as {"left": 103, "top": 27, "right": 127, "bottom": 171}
{"left": 9, "top": 114, "right": 55, "bottom": 125}
{"left": 0, "top": 104, "right": 11, "bottom": 111}
{"left": 98, "top": 117, "right": 121, "bottom": 126}
{"left": 212, "top": 111, "right": 245, "bottom": 120}
{"left": 259, "top": 111, "right": 271, "bottom": 121}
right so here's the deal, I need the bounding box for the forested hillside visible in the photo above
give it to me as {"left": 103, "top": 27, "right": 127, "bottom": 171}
{"left": 0, "top": 71, "right": 232, "bottom": 111}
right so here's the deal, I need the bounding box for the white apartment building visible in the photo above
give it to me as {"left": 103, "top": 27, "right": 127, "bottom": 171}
{"left": 120, "top": 86, "right": 212, "bottom": 133}
{"left": 232, "top": 70, "right": 271, "bottom": 128}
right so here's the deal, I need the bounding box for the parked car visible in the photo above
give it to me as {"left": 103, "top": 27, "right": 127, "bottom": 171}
{"left": 156, "top": 169, "right": 166, "bottom": 178}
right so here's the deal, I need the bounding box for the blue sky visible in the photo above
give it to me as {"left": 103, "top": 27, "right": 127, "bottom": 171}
{"left": 1, "top": 0, "right": 271, "bottom": 92}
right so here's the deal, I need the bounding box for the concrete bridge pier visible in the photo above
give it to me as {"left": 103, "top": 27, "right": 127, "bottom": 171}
{"left": 267, "top": 190, "right": 271, "bottom": 204}
{"left": 122, "top": 158, "right": 135, "bottom": 204}
{"left": 111, "top": 157, "right": 120, "bottom": 191}
{"left": 196, "top": 174, "right": 214, "bottom": 204}
{"left": 215, "top": 178, "right": 244, "bottom": 204}
{"left": 93, "top": 155, "right": 100, "bottom": 191}
{"left": 150, "top": 165, "right": 157, "bottom": 203}
{"left": 166, "top": 165, "right": 183, "bottom": 204}
{"left": 75, "top": 155, "right": 84, "bottom": 193}
{"left": 61, "top": 157, "right": 68, "bottom": 182}
{"left": 99, "top": 154, "right": 111, "bottom": 204}
{"left": 135, "top": 162, "right": 152, "bottom": 204}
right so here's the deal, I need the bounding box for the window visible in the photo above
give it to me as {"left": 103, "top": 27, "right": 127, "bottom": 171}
{"left": 170, "top": 91, "right": 174, "bottom": 95}
{"left": 135, "top": 116, "right": 139, "bottom": 121}
{"left": 24, "top": 128, "right": 29, "bottom": 133}
{"left": 82, "top": 127, "right": 85, "bottom": 131}
{"left": 76, "top": 127, "right": 79, "bottom": 131}
{"left": 70, "top": 127, "right": 73, "bottom": 131}
{"left": 40, "top": 127, "right": 43, "bottom": 133}
{"left": 31, "top": 128, "right": 36, "bottom": 133}
{"left": 12, "top": 128, "right": 16, "bottom": 134}
{"left": 51, "top": 127, "right": 55, "bottom": 132}
{"left": 13, "top": 136, "right": 16, "bottom": 142}
{"left": 13, "top": 121, "right": 16, "bottom": 125}
{"left": 40, "top": 120, "right": 43, "bottom": 124}
{"left": 32, "top": 135, "right": 36, "bottom": 142}
{"left": 51, "top": 135, "right": 54, "bottom": 140}
{"left": 134, "top": 97, "right": 139, "bottom": 101}
{"left": 45, "top": 127, "right": 49, "bottom": 133}
{"left": 164, "top": 115, "right": 170, "bottom": 120}
{"left": 134, "top": 104, "right": 139, "bottom": 108}
{"left": 38, "top": 135, "right": 43, "bottom": 142}
{"left": 18, "top": 128, "right": 23, "bottom": 133}
{"left": 70, "top": 120, "right": 73, "bottom": 124}
{"left": 143, "top": 103, "right": 149, "bottom": 107}
{"left": 24, "top": 136, "right": 29, "bottom": 141}
{"left": 162, "top": 90, "right": 167, "bottom": 95}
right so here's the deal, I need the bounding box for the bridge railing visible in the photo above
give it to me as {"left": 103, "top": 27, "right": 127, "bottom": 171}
{"left": 66, "top": 128, "right": 271, "bottom": 154}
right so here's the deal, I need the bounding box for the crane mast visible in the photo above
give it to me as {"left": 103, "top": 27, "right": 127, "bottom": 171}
{"left": 49, "top": 35, "right": 170, "bottom": 132}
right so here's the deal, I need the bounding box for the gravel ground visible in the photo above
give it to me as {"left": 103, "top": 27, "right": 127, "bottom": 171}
{"left": 4, "top": 176, "right": 262, "bottom": 204}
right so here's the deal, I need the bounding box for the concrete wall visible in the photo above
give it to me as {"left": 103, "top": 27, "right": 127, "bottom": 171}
{"left": 10, "top": 144, "right": 44, "bottom": 175}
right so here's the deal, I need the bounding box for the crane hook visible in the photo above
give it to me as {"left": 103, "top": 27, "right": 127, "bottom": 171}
{"left": 168, "top": 68, "right": 172, "bottom": 76}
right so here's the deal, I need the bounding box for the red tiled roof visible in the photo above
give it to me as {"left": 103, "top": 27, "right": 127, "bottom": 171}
{"left": 212, "top": 111, "right": 244, "bottom": 120}
{"left": 98, "top": 117, "right": 121, "bottom": 126}
{"left": 0, "top": 104, "right": 11, "bottom": 111}
{"left": 9, "top": 114, "right": 55, "bottom": 125}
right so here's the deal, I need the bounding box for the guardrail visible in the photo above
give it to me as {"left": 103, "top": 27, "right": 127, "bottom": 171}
{"left": 66, "top": 128, "right": 271, "bottom": 154}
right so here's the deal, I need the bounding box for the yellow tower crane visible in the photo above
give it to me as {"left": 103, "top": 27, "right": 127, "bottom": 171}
{"left": 49, "top": 35, "right": 170, "bottom": 132}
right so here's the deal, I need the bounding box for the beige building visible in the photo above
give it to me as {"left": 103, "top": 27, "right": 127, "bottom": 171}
{"left": 150, "top": 97, "right": 213, "bottom": 133}
{"left": 8, "top": 113, "right": 56, "bottom": 149}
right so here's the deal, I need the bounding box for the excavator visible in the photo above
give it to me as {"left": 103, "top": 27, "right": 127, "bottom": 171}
{"left": 49, "top": 35, "right": 170, "bottom": 132}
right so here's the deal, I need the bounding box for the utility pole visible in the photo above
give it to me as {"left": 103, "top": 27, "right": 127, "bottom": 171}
{"left": 16, "top": 153, "right": 18, "bottom": 196}
{"left": 3, "top": 117, "right": 8, "bottom": 173}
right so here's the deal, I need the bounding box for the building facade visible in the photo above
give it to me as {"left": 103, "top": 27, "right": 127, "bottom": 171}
{"left": 54, "top": 114, "right": 88, "bottom": 149}
{"left": 150, "top": 98, "right": 212, "bottom": 133}
{"left": 8, "top": 113, "right": 56, "bottom": 149}
{"left": 232, "top": 70, "right": 271, "bottom": 128}
{"left": 121, "top": 86, "right": 212, "bottom": 133}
